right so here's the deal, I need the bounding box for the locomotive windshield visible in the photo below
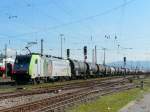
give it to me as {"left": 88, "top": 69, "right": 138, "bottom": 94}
{"left": 14, "top": 55, "right": 31, "bottom": 72}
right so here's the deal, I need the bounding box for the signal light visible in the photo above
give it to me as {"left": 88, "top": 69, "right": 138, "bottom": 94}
{"left": 84, "top": 46, "right": 87, "bottom": 55}
{"left": 67, "top": 49, "right": 70, "bottom": 58}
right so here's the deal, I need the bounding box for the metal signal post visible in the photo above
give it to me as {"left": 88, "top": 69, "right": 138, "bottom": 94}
{"left": 60, "top": 34, "right": 65, "bottom": 58}
{"left": 5, "top": 44, "right": 7, "bottom": 78}
{"left": 41, "top": 39, "right": 44, "bottom": 56}
{"left": 83, "top": 46, "right": 87, "bottom": 62}
{"left": 103, "top": 48, "right": 106, "bottom": 66}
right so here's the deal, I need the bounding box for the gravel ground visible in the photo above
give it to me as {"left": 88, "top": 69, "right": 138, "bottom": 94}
{"left": 120, "top": 92, "right": 150, "bottom": 112}
{"left": 0, "top": 88, "right": 81, "bottom": 110}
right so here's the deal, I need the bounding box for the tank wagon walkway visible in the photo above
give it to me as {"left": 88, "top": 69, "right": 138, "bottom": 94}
{"left": 120, "top": 92, "right": 150, "bottom": 112}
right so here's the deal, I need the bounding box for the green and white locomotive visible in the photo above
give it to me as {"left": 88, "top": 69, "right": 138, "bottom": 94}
{"left": 13, "top": 53, "right": 71, "bottom": 83}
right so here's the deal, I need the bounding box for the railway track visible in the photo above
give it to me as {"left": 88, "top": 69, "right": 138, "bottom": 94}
{"left": 0, "top": 79, "right": 15, "bottom": 86}
{"left": 37, "top": 84, "right": 135, "bottom": 112}
{"left": 0, "top": 76, "right": 129, "bottom": 100}
{"left": 0, "top": 77, "right": 136, "bottom": 112}
{"left": 0, "top": 76, "right": 118, "bottom": 86}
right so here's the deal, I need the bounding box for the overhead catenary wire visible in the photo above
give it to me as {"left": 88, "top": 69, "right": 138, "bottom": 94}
{"left": 0, "top": 0, "right": 63, "bottom": 41}
{"left": 0, "top": 0, "right": 137, "bottom": 39}
{"left": 0, "top": 0, "right": 89, "bottom": 43}
{"left": 50, "top": 0, "right": 94, "bottom": 34}
{"left": 0, "top": 0, "right": 139, "bottom": 60}
{"left": 23, "top": 0, "right": 94, "bottom": 41}
{"left": 24, "top": 0, "right": 64, "bottom": 24}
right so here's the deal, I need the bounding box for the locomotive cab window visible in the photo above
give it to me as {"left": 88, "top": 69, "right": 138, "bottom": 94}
{"left": 15, "top": 56, "right": 31, "bottom": 64}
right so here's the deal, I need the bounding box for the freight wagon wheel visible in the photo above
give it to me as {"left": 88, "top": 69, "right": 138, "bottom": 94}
{"left": 33, "top": 78, "right": 40, "bottom": 84}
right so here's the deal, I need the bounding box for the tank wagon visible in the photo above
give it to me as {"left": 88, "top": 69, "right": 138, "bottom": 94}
{"left": 69, "top": 60, "right": 88, "bottom": 78}
{"left": 87, "top": 63, "right": 99, "bottom": 76}
{"left": 12, "top": 53, "right": 139, "bottom": 83}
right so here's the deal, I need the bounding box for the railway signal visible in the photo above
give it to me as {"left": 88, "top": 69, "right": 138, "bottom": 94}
{"left": 83, "top": 46, "right": 87, "bottom": 62}
{"left": 123, "top": 57, "right": 126, "bottom": 67}
{"left": 67, "top": 49, "right": 70, "bottom": 59}
{"left": 41, "top": 39, "right": 44, "bottom": 56}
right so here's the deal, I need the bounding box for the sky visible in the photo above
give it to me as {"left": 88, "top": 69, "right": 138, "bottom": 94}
{"left": 0, "top": 0, "right": 150, "bottom": 64}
